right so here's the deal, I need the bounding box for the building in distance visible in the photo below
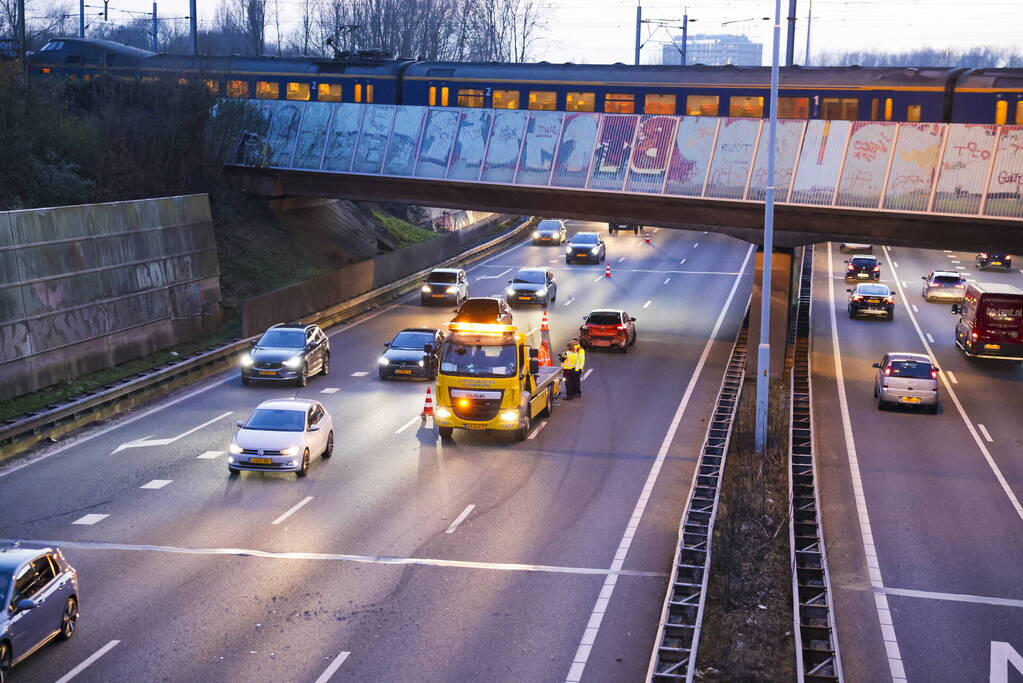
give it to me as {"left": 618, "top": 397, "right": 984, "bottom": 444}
{"left": 662, "top": 33, "right": 763, "bottom": 66}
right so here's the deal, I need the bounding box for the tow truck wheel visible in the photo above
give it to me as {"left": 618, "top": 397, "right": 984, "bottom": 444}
{"left": 438, "top": 426, "right": 454, "bottom": 439}
{"left": 514, "top": 414, "right": 531, "bottom": 442}
{"left": 540, "top": 392, "right": 553, "bottom": 418}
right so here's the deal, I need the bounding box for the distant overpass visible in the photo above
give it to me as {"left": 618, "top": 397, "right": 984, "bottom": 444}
{"left": 224, "top": 101, "right": 1023, "bottom": 251}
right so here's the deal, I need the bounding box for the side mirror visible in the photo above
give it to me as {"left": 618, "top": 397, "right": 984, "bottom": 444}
{"left": 846, "top": 288, "right": 852, "bottom": 292}
{"left": 236, "top": 420, "right": 245, "bottom": 428}
{"left": 921, "top": 276, "right": 927, "bottom": 280}
{"left": 844, "top": 260, "right": 849, "bottom": 264}
{"left": 309, "top": 424, "right": 321, "bottom": 432}
{"left": 871, "top": 363, "right": 881, "bottom": 368}
{"left": 951, "top": 304, "right": 962, "bottom": 315}
{"left": 932, "top": 367, "right": 940, "bottom": 373}
{"left": 630, "top": 317, "right": 637, "bottom": 322}
{"left": 529, "top": 359, "right": 539, "bottom": 375}
{"left": 528, "top": 347, "right": 539, "bottom": 358}
{"left": 423, "top": 343, "right": 433, "bottom": 354}
{"left": 453, "top": 308, "right": 460, "bottom": 313}
{"left": 16, "top": 599, "right": 37, "bottom": 610}
{"left": 384, "top": 342, "right": 390, "bottom": 347}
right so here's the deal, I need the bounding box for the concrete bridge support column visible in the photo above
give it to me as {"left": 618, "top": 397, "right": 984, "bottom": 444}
{"left": 747, "top": 246, "right": 796, "bottom": 380}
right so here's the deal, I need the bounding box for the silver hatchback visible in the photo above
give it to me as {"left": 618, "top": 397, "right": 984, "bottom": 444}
{"left": 872, "top": 352, "right": 940, "bottom": 413}
{"left": 921, "top": 271, "right": 966, "bottom": 302}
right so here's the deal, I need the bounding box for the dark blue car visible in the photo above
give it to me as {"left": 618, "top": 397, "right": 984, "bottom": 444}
{"left": 0, "top": 546, "right": 79, "bottom": 680}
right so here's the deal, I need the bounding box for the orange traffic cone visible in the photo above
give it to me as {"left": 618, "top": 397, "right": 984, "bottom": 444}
{"left": 644, "top": 232, "right": 651, "bottom": 245}
{"left": 421, "top": 387, "right": 434, "bottom": 417}
{"left": 541, "top": 310, "right": 550, "bottom": 331}
{"left": 604, "top": 263, "right": 612, "bottom": 278}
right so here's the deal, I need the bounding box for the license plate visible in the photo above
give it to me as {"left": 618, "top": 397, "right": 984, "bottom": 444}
{"left": 250, "top": 457, "right": 272, "bottom": 464}
{"left": 395, "top": 369, "right": 412, "bottom": 375}
{"left": 258, "top": 370, "right": 276, "bottom": 376}
{"left": 984, "top": 343, "right": 1001, "bottom": 350}
{"left": 867, "top": 298, "right": 880, "bottom": 303}
{"left": 432, "top": 294, "right": 445, "bottom": 298}
{"left": 518, "top": 296, "right": 531, "bottom": 300}
{"left": 992, "top": 262, "right": 1002, "bottom": 265}
{"left": 576, "top": 252, "right": 587, "bottom": 257}
{"left": 857, "top": 273, "right": 868, "bottom": 278}
{"left": 466, "top": 424, "right": 487, "bottom": 430}
{"left": 899, "top": 397, "right": 921, "bottom": 404}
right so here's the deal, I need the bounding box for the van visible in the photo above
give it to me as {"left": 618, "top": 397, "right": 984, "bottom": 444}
{"left": 952, "top": 283, "right": 1023, "bottom": 360}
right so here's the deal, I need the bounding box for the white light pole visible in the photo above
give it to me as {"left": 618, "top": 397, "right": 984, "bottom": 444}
{"left": 755, "top": 0, "right": 782, "bottom": 453}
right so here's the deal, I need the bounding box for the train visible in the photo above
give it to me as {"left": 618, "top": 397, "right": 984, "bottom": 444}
{"left": 27, "top": 37, "right": 1023, "bottom": 125}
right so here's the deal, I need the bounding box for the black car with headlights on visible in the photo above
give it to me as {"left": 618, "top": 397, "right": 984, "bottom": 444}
{"left": 532, "top": 219, "right": 567, "bottom": 245}
{"left": 421, "top": 268, "right": 468, "bottom": 305}
{"left": 506, "top": 267, "right": 557, "bottom": 306}
{"left": 565, "top": 232, "right": 606, "bottom": 264}
{"left": 976, "top": 252, "right": 1012, "bottom": 271}
{"left": 608, "top": 221, "right": 640, "bottom": 235}
{"left": 240, "top": 323, "right": 330, "bottom": 386}
{"left": 848, "top": 282, "right": 895, "bottom": 320}
{"left": 379, "top": 328, "right": 444, "bottom": 379}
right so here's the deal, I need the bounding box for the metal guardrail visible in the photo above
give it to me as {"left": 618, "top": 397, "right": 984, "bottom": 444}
{"left": 0, "top": 216, "right": 535, "bottom": 461}
{"left": 647, "top": 303, "right": 750, "bottom": 681}
{"left": 788, "top": 247, "right": 843, "bottom": 682}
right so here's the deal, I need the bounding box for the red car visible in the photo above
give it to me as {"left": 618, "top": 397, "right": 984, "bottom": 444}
{"left": 579, "top": 309, "right": 637, "bottom": 353}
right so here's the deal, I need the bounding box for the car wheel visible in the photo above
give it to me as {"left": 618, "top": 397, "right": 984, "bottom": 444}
{"left": 228, "top": 468, "right": 239, "bottom": 477}
{"left": 296, "top": 449, "right": 310, "bottom": 477}
{"left": 297, "top": 364, "right": 308, "bottom": 387}
{"left": 877, "top": 397, "right": 887, "bottom": 411}
{"left": 321, "top": 353, "right": 330, "bottom": 376}
{"left": 57, "top": 597, "right": 78, "bottom": 640}
{"left": 848, "top": 308, "right": 855, "bottom": 318}
{"left": 438, "top": 426, "right": 454, "bottom": 439}
{"left": 0, "top": 641, "right": 11, "bottom": 683}
{"left": 888, "top": 311, "right": 895, "bottom": 321}
{"left": 241, "top": 376, "right": 251, "bottom": 386}
{"left": 619, "top": 340, "right": 628, "bottom": 353}
{"left": 322, "top": 431, "right": 334, "bottom": 458}
{"left": 929, "top": 403, "right": 939, "bottom": 415}
{"left": 378, "top": 371, "right": 388, "bottom": 380}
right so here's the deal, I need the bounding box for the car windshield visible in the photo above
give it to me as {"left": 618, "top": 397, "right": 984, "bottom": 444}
{"left": 856, "top": 284, "right": 889, "bottom": 296}
{"left": 537, "top": 220, "right": 561, "bottom": 231}
{"left": 391, "top": 331, "right": 435, "bottom": 349}
{"left": 933, "top": 275, "right": 963, "bottom": 284}
{"left": 441, "top": 341, "right": 517, "bottom": 377}
{"left": 428, "top": 271, "right": 457, "bottom": 284}
{"left": 851, "top": 258, "right": 875, "bottom": 267}
{"left": 244, "top": 408, "right": 305, "bottom": 432}
{"left": 0, "top": 574, "right": 9, "bottom": 602}
{"left": 258, "top": 329, "right": 305, "bottom": 348}
{"left": 513, "top": 271, "right": 546, "bottom": 284}
{"left": 888, "top": 360, "right": 933, "bottom": 379}
{"left": 571, "top": 234, "right": 598, "bottom": 245}
{"left": 587, "top": 313, "right": 621, "bottom": 325}
{"left": 458, "top": 299, "right": 498, "bottom": 315}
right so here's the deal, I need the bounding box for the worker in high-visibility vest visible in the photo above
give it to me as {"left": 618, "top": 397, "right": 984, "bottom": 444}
{"left": 560, "top": 342, "right": 579, "bottom": 400}
{"left": 572, "top": 340, "right": 586, "bottom": 397}
{"left": 538, "top": 340, "right": 553, "bottom": 367}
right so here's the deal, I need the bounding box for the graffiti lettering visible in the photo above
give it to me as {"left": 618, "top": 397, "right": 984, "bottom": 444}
{"left": 719, "top": 142, "right": 753, "bottom": 154}
{"left": 630, "top": 117, "right": 677, "bottom": 174}
{"left": 853, "top": 139, "right": 887, "bottom": 163}
{"left": 998, "top": 171, "right": 1023, "bottom": 186}
{"left": 844, "top": 169, "right": 875, "bottom": 190}
{"left": 891, "top": 174, "right": 931, "bottom": 191}
{"left": 953, "top": 141, "right": 991, "bottom": 160}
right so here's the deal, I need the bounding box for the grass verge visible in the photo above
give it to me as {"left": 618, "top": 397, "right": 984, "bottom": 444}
{"left": 371, "top": 210, "right": 439, "bottom": 247}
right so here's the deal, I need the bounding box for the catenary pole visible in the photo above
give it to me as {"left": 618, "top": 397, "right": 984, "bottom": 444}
{"left": 190, "top": 0, "right": 198, "bottom": 54}
{"left": 79, "top": 0, "right": 85, "bottom": 37}
{"left": 756, "top": 0, "right": 782, "bottom": 453}
{"left": 634, "top": 2, "right": 642, "bottom": 65}
{"left": 680, "top": 12, "right": 688, "bottom": 65}
{"left": 151, "top": 2, "right": 158, "bottom": 52}
{"left": 805, "top": 0, "right": 812, "bottom": 65}
{"left": 785, "top": 0, "right": 796, "bottom": 65}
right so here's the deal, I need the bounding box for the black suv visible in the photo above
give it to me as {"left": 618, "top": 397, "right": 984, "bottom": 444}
{"left": 241, "top": 324, "right": 330, "bottom": 386}
{"left": 566, "top": 232, "right": 607, "bottom": 264}
{"left": 608, "top": 221, "right": 640, "bottom": 235}
{"left": 847, "top": 283, "right": 895, "bottom": 320}
{"left": 844, "top": 255, "right": 881, "bottom": 282}
{"left": 452, "top": 297, "right": 513, "bottom": 325}
{"left": 976, "top": 252, "right": 1012, "bottom": 271}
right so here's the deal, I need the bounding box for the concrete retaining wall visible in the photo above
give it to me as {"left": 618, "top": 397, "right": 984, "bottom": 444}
{"left": 0, "top": 195, "right": 223, "bottom": 399}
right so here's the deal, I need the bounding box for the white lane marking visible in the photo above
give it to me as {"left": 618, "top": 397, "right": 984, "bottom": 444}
{"left": 950, "top": 259, "right": 961, "bottom": 262}
{"left": 581, "top": 369, "right": 594, "bottom": 381}
{"left": 886, "top": 586, "right": 1023, "bottom": 609}
{"left": 693, "top": 242, "right": 700, "bottom": 248}
{"left": 139, "top": 479, "right": 172, "bottom": 490}
{"left": 111, "top": 411, "right": 233, "bottom": 454}
{"left": 594, "top": 275, "right": 603, "bottom": 283}
{"left": 8, "top": 537, "right": 666, "bottom": 578}
{"left": 72, "top": 514, "right": 108, "bottom": 526}
{"left": 679, "top": 258, "right": 687, "bottom": 265}
{"left": 943, "top": 249, "right": 952, "bottom": 253}
{"left": 956, "top": 266, "right": 966, "bottom": 270}
{"left": 313, "top": 651, "right": 352, "bottom": 683}
{"left": 394, "top": 415, "right": 422, "bottom": 434}
{"left": 643, "top": 300, "right": 652, "bottom": 309}
{"left": 445, "top": 504, "right": 476, "bottom": 534}
{"left": 911, "top": 305, "right": 919, "bottom": 312}
{"left": 826, "top": 243, "right": 906, "bottom": 681}
{"left": 350, "top": 371, "right": 369, "bottom": 377}
{"left": 617, "top": 257, "right": 626, "bottom": 262}
{"left": 946, "top": 371, "right": 958, "bottom": 384}
{"left": 271, "top": 496, "right": 314, "bottom": 526}
{"left": 565, "top": 242, "right": 755, "bottom": 683}
{"left": 197, "top": 450, "right": 223, "bottom": 460}
{"left": 55, "top": 640, "right": 120, "bottom": 683}
{"left": 895, "top": 261, "right": 900, "bottom": 268}
{"left": 967, "top": 279, "right": 977, "bottom": 283}
{"left": 478, "top": 267, "right": 512, "bottom": 281}
{"left": 902, "top": 280, "right": 910, "bottom": 288}
{"left": 881, "top": 245, "right": 1023, "bottom": 523}
{"left": 549, "top": 259, "right": 558, "bottom": 263}
{"left": 926, "top": 332, "right": 935, "bottom": 343}
{"left": 528, "top": 422, "right": 548, "bottom": 440}
{"left": 978, "top": 424, "right": 994, "bottom": 442}
{"left": 564, "top": 297, "right": 574, "bottom": 306}
{"left": 320, "top": 387, "right": 340, "bottom": 394}
{"left": 663, "top": 278, "right": 671, "bottom": 285}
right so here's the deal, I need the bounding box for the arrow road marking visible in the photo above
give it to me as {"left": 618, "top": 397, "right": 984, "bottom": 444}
{"left": 111, "top": 411, "right": 233, "bottom": 454}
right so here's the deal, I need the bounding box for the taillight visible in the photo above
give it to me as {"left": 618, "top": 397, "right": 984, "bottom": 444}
{"left": 873, "top": 265, "right": 880, "bottom": 272}
{"left": 884, "top": 296, "right": 894, "bottom": 304}
{"left": 847, "top": 264, "right": 855, "bottom": 270}
{"left": 852, "top": 295, "right": 863, "bottom": 301}
{"left": 931, "top": 369, "right": 938, "bottom": 379}
{"left": 971, "top": 331, "right": 979, "bottom": 340}
{"left": 980, "top": 252, "right": 987, "bottom": 258}
{"left": 883, "top": 367, "right": 892, "bottom": 376}
{"left": 616, "top": 325, "right": 625, "bottom": 330}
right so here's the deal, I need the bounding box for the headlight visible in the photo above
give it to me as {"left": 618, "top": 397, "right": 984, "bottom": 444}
{"left": 229, "top": 442, "right": 242, "bottom": 454}
{"left": 418, "top": 360, "right": 425, "bottom": 367}
{"left": 590, "top": 246, "right": 599, "bottom": 254}
{"left": 283, "top": 356, "right": 302, "bottom": 369}
{"left": 421, "top": 285, "right": 431, "bottom": 292}
{"left": 500, "top": 410, "right": 518, "bottom": 422}
{"left": 533, "top": 231, "right": 541, "bottom": 238}
{"left": 379, "top": 356, "right": 389, "bottom": 365}
{"left": 537, "top": 286, "right": 547, "bottom": 296}
{"left": 565, "top": 246, "right": 572, "bottom": 253}
{"left": 435, "top": 407, "right": 452, "bottom": 418}
{"left": 281, "top": 446, "right": 299, "bottom": 457}
{"left": 506, "top": 287, "right": 516, "bottom": 296}
{"left": 446, "top": 286, "right": 458, "bottom": 293}
{"left": 227, "top": 456, "right": 235, "bottom": 463}
{"left": 240, "top": 354, "right": 254, "bottom": 367}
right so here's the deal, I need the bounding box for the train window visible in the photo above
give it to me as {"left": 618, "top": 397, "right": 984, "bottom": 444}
{"left": 204, "top": 80, "right": 220, "bottom": 94}
{"left": 870, "top": 98, "right": 879, "bottom": 121}
{"left": 995, "top": 100, "right": 1008, "bottom": 125}
{"left": 141, "top": 76, "right": 157, "bottom": 83}
{"left": 429, "top": 86, "right": 437, "bottom": 106}
{"left": 566, "top": 92, "right": 595, "bottom": 111}
{"left": 729, "top": 96, "right": 764, "bottom": 117}
{"left": 441, "top": 86, "right": 449, "bottom": 106}
{"left": 492, "top": 90, "right": 520, "bottom": 109}
{"left": 287, "top": 82, "right": 311, "bottom": 101}
{"left": 1016, "top": 101, "right": 1023, "bottom": 125}
{"left": 884, "top": 98, "right": 893, "bottom": 122}
{"left": 318, "top": 83, "right": 341, "bottom": 102}
{"left": 354, "top": 83, "right": 363, "bottom": 103}
{"left": 778, "top": 97, "right": 808, "bottom": 119}
{"left": 177, "top": 78, "right": 189, "bottom": 86}
{"left": 256, "top": 81, "right": 280, "bottom": 99}
{"left": 604, "top": 93, "right": 635, "bottom": 114}
{"left": 457, "top": 89, "right": 484, "bottom": 107}
{"left": 367, "top": 84, "right": 374, "bottom": 103}
{"left": 227, "top": 80, "right": 248, "bottom": 98}
{"left": 906, "top": 104, "right": 922, "bottom": 122}
{"left": 686, "top": 95, "right": 719, "bottom": 116}
{"left": 821, "top": 98, "right": 858, "bottom": 120}
{"left": 644, "top": 94, "right": 676, "bottom": 115}
{"left": 528, "top": 91, "right": 557, "bottom": 110}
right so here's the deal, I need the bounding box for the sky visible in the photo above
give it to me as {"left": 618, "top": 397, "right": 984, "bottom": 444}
{"left": 67, "top": 0, "right": 1023, "bottom": 65}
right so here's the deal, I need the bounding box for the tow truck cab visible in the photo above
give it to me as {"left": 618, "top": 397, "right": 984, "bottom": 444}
{"left": 952, "top": 282, "right": 1023, "bottom": 360}
{"left": 434, "top": 323, "right": 561, "bottom": 441}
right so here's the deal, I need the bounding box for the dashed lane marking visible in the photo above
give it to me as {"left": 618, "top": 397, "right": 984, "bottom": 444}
{"left": 528, "top": 422, "right": 548, "bottom": 440}
{"left": 321, "top": 387, "right": 340, "bottom": 394}
{"left": 140, "top": 479, "right": 172, "bottom": 490}
{"left": 395, "top": 415, "right": 422, "bottom": 434}
{"left": 955, "top": 266, "right": 966, "bottom": 270}
{"left": 196, "top": 450, "right": 223, "bottom": 460}
{"left": 884, "top": 586, "right": 1023, "bottom": 608}
{"left": 643, "top": 300, "right": 652, "bottom": 309}
{"left": 978, "top": 424, "right": 994, "bottom": 442}
{"left": 2, "top": 538, "right": 667, "bottom": 578}
{"left": 350, "top": 371, "right": 369, "bottom": 377}
{"left": 72, "top": 514, "right": 108, "bottom": 526}
{"left": 679, "top": 258, "right": 687, "bottom": 265}
{"left": 594, "top": 275, "right": 603, "bottom": 283}
{"left": 55, "top": 640, "right": 120, "bottom": 683}
{"left": 911, "top": 305, "right": 919, "bottom": 312}
{"left": 445, "top": 504, "right": 476, "bottom": 534}
{"left": 895, "top": 261, "right": 900, "bottom": 267}
{"left": 693, "top": 242, "right": 699, "bottom": 248}
{"left": 564, "top": 297, "right": 574, "bottom": 306}
{"left": 272, "top": 496, "right": 314, "bottom": 526}
{"left": 926, "top": 333, "right": 935, "bottom": 343}
{"left": 581, "top": 369, "right": 593, "bottom": 381}
{"left": 617, "top": 257, "right": 626, "bottom": 262}
{"left": 664, "top": 278, "right": 671, "bottom": 285}
{"left": 946, "top": 371, "right": 958, "bottom": 384}
{"left": 313, "top": 652, "right": 352, "bottom": 683}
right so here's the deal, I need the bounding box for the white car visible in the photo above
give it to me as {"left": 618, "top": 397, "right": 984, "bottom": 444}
{"left": 228, "top": 399, "right": 334, "bottom": 477}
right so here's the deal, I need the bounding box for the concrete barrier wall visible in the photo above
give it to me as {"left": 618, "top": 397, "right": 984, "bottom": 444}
{"left": 242, "top": 215, "right": 520, "bottom": 336}
{"left": 0, "top": 195, "right": 223, "bottom": 398}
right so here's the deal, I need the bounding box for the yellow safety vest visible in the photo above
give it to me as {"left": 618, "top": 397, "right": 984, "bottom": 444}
{"left": 574, "top": 347, "right": 586, "bottom": 371}
{"left": 562, "top": 350, "right": 577, "bottom": 370}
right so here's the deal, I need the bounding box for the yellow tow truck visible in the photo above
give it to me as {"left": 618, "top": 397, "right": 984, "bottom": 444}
{"left": 434, "top": 322, "right": 562, "bottom": 441}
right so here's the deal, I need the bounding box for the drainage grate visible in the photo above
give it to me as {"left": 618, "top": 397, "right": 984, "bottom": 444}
{"left": 788, "top": 247, "right": 843, "bottom": 682}
{"left": 647, "top": 304, "right": 750, "bottom": 681}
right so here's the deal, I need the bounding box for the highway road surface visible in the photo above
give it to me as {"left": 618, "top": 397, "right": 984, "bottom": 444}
{"left": 812, "top": 243, "right": 1023, "bottom": 682}
{"left": 0, "top": 222, "right": 754, "bottom": 682}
